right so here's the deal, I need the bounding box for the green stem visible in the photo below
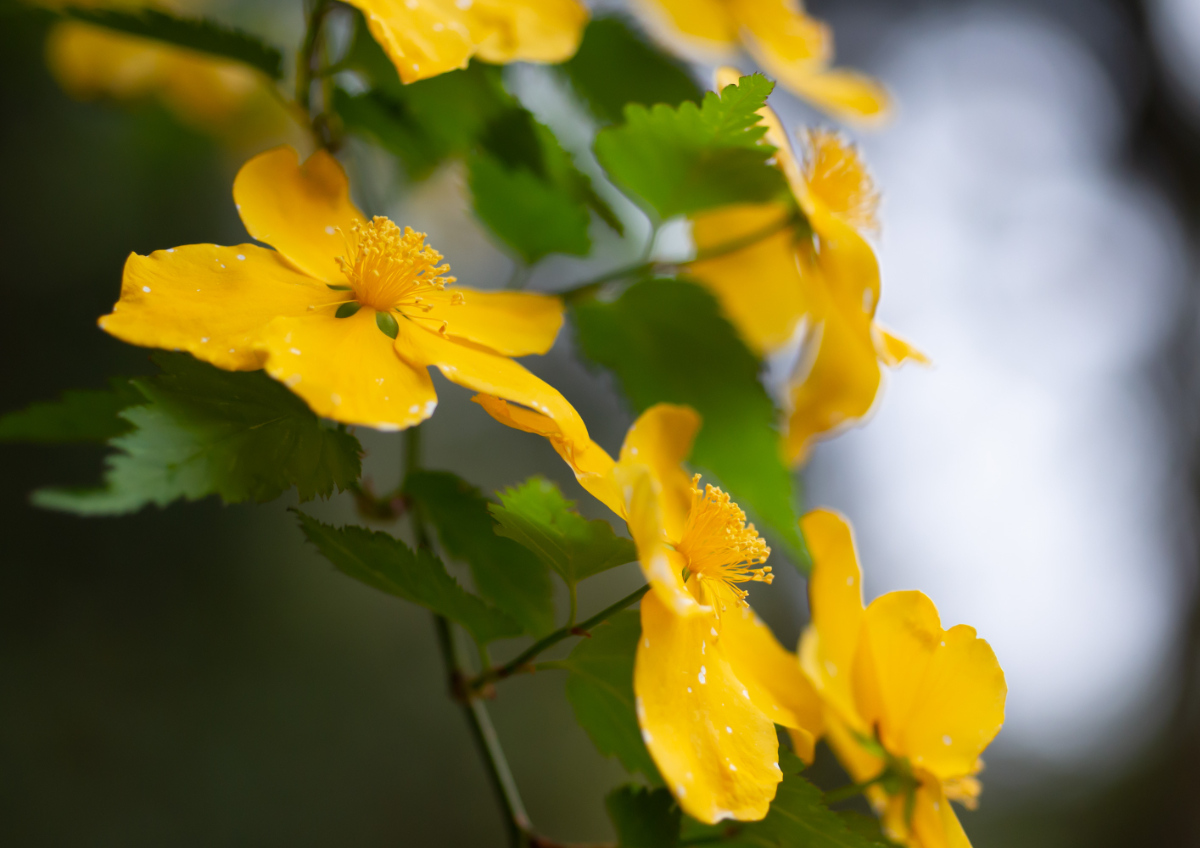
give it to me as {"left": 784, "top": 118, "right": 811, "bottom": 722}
{"left": 296, "top": 0, "right": 336, "bottom": 147}
{"left": 824, "top": 770, "right": 889, "bottom": 805}
{"left": 567, "top": 582, "right": 578, "bottom": 630}
{"left": 408, "top": 426, "right": 530, "bottom": 847}
{"left": 469, "top": 584, "right": 650, "bottom": 692}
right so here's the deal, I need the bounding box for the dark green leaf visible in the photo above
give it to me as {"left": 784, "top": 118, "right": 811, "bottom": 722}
{"left": 404, "top": 470, "right": 556, "bottom": 637}
{"left": 489, "top": 476, "right": 636, "bottom": 588}
{"left": 573, "top": 279, "right": 806, "bottom": 565}
{"left": 33, "top": 354, "right": 362, "bottom": 515}
{"left": 296, "top": 512, "right": 520, "bottom": 644}
{"left": 593, "top": 74, "right": 788, "bottom": 219}
{"left": 0, "top": 378, "right": 144, "bottom": 443}
{"left": 563, "top": 17, "right": 702, "bottom": 125}
{"left": 606, "top": 785, "right": 680, "bottom": 848}
{"left": 562, "top": 610, "right": 660, "bottom": 781}
{"left": 58, "top": 6, "right": 283, "bottom": 79}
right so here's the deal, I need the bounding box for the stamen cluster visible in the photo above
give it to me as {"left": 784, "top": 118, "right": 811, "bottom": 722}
{"left": 676, "top": 474, "right": 773, "bottom": 610}
{"left": 335, "top": 216, "right": 457, "bottom": 314}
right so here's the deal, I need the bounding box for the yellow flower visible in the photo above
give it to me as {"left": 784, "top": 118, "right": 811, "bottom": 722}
{"left": 42, "top": 1, "right": 276, "bottom": 132}
{"left": 690, "top": 67, "right": 926, "bottom": 465}
{"left": 799, "top": 509, "right": 1007, "bottom": 848}
{"left": 475, "top": 395, "right": 824, "bottom": 824}
{"left": 99, "top": 145, "right": 583, "bottom": 435}
{"left": 346, "top": 0, "right": 588, "bottom": 84}
{"left": 629, "top": 0, "right": 888, "bottom": 124}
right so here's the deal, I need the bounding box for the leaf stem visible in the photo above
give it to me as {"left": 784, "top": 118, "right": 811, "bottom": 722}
{"left": 408, "top": 425, "right": 531, "bottom": 847}
{"left": 295, "top": 0, "right": 337, "bottom": 148}
{"left": 824, "top": 770, "right": 890, "bottom": 805}
{"left": 468, "top": 583, "right": 650, "bottom": 692}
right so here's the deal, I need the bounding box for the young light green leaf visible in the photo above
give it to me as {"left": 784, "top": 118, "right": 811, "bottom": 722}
{"left": 593, "top": 74, "right": 788, "bottom": 219}
{"left": 562, "top": 610, "right": 660, "bottom": 782}
{"left": 296, "top": 512, "right": 521, "bottom": 645}
{"left": 606, "top": 785, "right": 680, "bottom": 848}
{"left": 33, "top": 354, "right": 362, "bottom": 515}
{"left": 404, "top": 470, "right": 556, "bottom": 638}
{"left": 562, "top": 17, "right": 702, "bottom": 125}
{"left": 489, "top": 477, "right": 636, "bottom": 588}
{"left": 57, "top": 6, "right": 283, "bottom": 79}
{"left": 573, "top": 279, "right": 807, "bottom": 566}
{"left": 0, "top": 378, "right": 144, "bottom": 443}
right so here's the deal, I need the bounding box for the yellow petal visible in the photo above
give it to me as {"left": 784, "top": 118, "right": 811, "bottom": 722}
{"left": 233, "top": 146, "right": 364, "bottom": 285}
{"left": 256, "top": 308, "right": 436, "bottom": 429}
{"left": 798, "top": 129, "right": 881, "bottom": 237}
{"left": 851, "top": 590, "right": 942, "bottom": 759}
{"left": 619, "top": 463, "right": 700, "bottom": 616}
{"left": 618, "top": 403, "right": 701, "bottom": 544}
{"left": 719, "top": 605, "right": 824, "bottom": 760}
{"left": 393, "top": 317, "right": 588, "bottom": 447}
{"left": 416, "top": 288, "right": 564, "bottom": 357}
{"left": 689, "top": 203, "right": 806, "bottom": 356}
{"left": 99, "top": 244, "right": 342, "bottom": 371}
{"left": 894, "top": 777, "right": 973, "bottom": 848}
{"left": 898, "top": 624, "right": 1006, "bottom": 782}
{"left": 471, "top": 0, "right": 589, "bottom": 64}
{"left": 344, "top": 0, "right": 480, "bottom": 84}
{"left": 779, "top": 68, "right": 892, "bottom": 125}
{"left": 629, "top": 0, "right": 738, "bottom": 60}
{"left": 875, "top": 324, "right": 931, "bottom": 368}
{"left": 822, "top": 709, "right": 885, "bottom": 786}
{"left": 471, "top": 394, "right": 622, "bottom": 518}
{"left": 729, "top": 0, "right": 831, "bottom": 67}
{"left": 798, "top": 509, "right": 866, "bottom": 728}
{"left": 636, "top": 590, "right": 782, "bottom": 824}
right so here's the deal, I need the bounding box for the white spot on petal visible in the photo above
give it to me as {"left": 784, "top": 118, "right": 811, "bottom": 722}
{"left": 200, "top": 337, "right": 209, "bottom": 343}
{"left": 687, "top": 687, "right": 692, "bottom": 693}
{"left": 325, "top": 226, "right": 335, "bottom": 235}
{"left": 142, "top": 286, "right": 151, "bottom": 293}
{"left": 943, "top": 735, "right": 953, "bottom": 746}
{"left": 166, "top": 248, "right": 175, "bottom": 253}
{"left": 432, "top": 22, "right": 444, "bottom": 31}
{"left": 742, "top": 688, "right": 749, "bottom": 699}
{"left": 237, "top": 254, "right": 246, "bottom": 261}
{"left": 675, "top": 784, "right": 686, "bottom": 798}
{"left": 290, "top": 347, "right": 302, "bottom": 355}
{"left": 825, "top": 660, "right": 838, "bottom": 677}
{"left": 728, "top": 763, "right": 737, "bottom": 772}
{"left": 424, "top": 400, "right": 437, "bottom": 415}
{"left": 285, "top": 374, "right": 301, "bottom": 387}
{"left": 641, "top": 729, "right": 652, "bottom": 744}
{"left": 376, "top": 423, "right": 401, "bottom": 432}
{"left": 711, "top": 628, "right": 718, "bottom": 637}
{"left": 409, "top": 404, "right": 420, "bottom": 414}
{"left": 331, "top": 393, "right": 342, "bottom": 405}
{"left": 698, "top": 666, "right": 707, "bottom": 685}
{"left": 846, "top": 576, "right": 854, "bottom": 586}
{"left": 726, "top": 726, "right": 732, "bottom": 734}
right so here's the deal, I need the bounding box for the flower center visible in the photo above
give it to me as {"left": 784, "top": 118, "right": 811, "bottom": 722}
{"left": 335, "top": 217, "right": 458, "bottom": 314}
{"left": 676, "top": 474, "right": 773, "bottom": 612}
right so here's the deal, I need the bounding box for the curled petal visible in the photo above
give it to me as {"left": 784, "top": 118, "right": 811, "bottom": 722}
{"left": 630, "top": 0, "right": 739, "bottom": 61}
{"left": 472, "top": 0, "right": 589, "bottom": 64}
{"left": 100, "top": 244, "right": 340, "bottom": 372}
{"left": 417, "top": 288, "right": 563, "bottom": 357}
{"left": 636, "top": 591, "right": 782, "bottom": 824}
{"left": 618, "top": 404, "right": 701, "bottom": 544}
{"left": 618, "top": 463, "right": 699, "bottom": 616}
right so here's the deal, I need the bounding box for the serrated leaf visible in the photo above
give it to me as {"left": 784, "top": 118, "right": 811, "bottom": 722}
{"left": 573, "top": 279, "right": 807, "bottom": 565}
{"left": 489, "top": 476, "right": 636, "bottom": 588}
{"left": 0, "top": 378, "right": 144, "bottom": 443}
{"left": 593, "top": 74, "right": 788, "bottom": 219}
{"left": 681, "top": 751, "right": 894, "bottom": 848}
{"left": 404, "top": 469, "right": 556, "bottom": 638}
{"left": 296, "top": 512, "right": 520, "bottom": 645}
{"left": 606, "top": 785, "right": 680, "bottom": 848}
{"left": 57, "top": 6, "right": 283, "bottom": 79}
{"left": 562, "top": 610, "right": 660, "bottom": 781}
{"left": 563, "top": 17, "right": 702, "bottom": 125}
{"left": 33, "top": 354, "right": 362, "bottom": 515}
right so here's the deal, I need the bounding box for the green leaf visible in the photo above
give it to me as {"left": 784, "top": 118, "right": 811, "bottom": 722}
{"left": 573, "top": 279, "right": 806, "bottom": 565}
{"left": 489, "top": 477, "right": 636, "bottom": 588}
{"left": 681, "top": 751, "right": 893, "bottom": 848}
{"left": 404, "top": 470, "right": 556, "bottom": 638}
{"left": 562, "top": 610, "right": 660, "bottom": 781}
{"left": 33, "top": 354, "right": 362, "bottom": 515}
{"left": 57, "top": 6, "right": 283, "bottom": 79}
{"left": 606, "top": 785, "right": 680, "bottom": 848}
{"left": 563, "top": 17, "right": 702, "bottom": 125}
{"left": 296, "top": 512, "right": 521, "bottom": 645}
{"left": 0, "top": 378, "right": 144, "bottom": 443}
{"left": 593, "top": 74, "right": 788, "bottom": 219}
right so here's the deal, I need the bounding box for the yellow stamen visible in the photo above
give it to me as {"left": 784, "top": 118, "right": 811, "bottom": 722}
{"left": 802, "top": 129, "right": 880, "bottom": 233}
{"left": 676, "top": 474, "right": 772, "bottom": 612}
{"left": 334, "top": 216, "right": 458, "bottom": 314}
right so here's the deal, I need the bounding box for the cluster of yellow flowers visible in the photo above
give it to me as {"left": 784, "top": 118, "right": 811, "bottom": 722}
{"left": 73, "top": 0, "right": 1006, "bottom": 845}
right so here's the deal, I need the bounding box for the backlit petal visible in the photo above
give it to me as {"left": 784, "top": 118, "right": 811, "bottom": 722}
{"left": 730, "top": 0, "right": 830, "bottom": 67}
{"left": 619, "top": 463, "right": 698, "bottom": 615}
{"left": 233, "top": 146, "right": 364, "bottom": 284}
{"left": 900, "top": 624, "right": 1006, "bottom": 781}
{"left": 875, "top": 324, "right": 931, "bottom": 368}
{"left": 618, "top": 404, "right": 701, "bottom": 544}
{"left": 258, "top": 308, "right": 436, "bottom": 429}
{"left": 99, "top": 244, "right": 341, "bottom": 372}
{"left": 394, "top": 318, "right": 588, "bottom": 447}
{"left": 719, "top": 605, "right": 824, "bottom": 760}
{"left": 689, "top": 203, "right": 806, "bottom": 356}
{"left": 471, "top": 394, "right": 622, "bottom": 517}
{"left": 344, "top": 0, "right": 480, "bottom": 84}
{"left": 778, "top": 68, "right": 892, "bottom": 125}
{"left": 798, "top": 509, "right": 866, "bottom": 728}
{"left": 636, "top": 590, "right": 782, "bottom": 824}
{"left": 416, "top": 288, "right": 564, "bottom": 356}
{"left": 894, "top": 778, "right": 973, "bottom": 848}
{"left": 852, "top": 591, "right": 942, "bottom": 759}
{"left": 471, "top": 0, "right": 589, "bottom": 64}
{"left": 629, "top": 0, "right": 738, "bottom": 60}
